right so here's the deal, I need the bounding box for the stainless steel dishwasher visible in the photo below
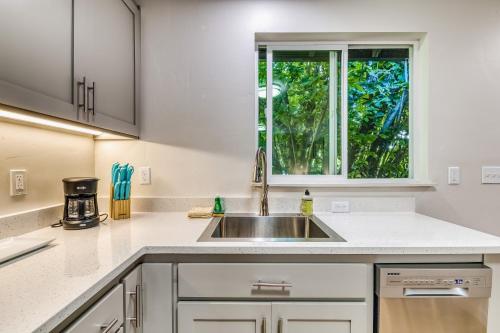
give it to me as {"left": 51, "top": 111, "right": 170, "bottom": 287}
{"left": 375, "top": 264, "right": 492, "bottom": 333}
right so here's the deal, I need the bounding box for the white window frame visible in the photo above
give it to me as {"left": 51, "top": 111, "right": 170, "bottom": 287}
{"left": 255, "top": 41, "right": 427, "bottom": 187}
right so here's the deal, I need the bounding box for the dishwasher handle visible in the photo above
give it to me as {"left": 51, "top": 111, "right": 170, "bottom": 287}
{"left": 404, "top": 287, "right": 469, "bottom": 298}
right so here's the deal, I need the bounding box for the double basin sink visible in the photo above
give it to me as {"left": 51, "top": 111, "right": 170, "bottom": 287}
{"left": 198, "top": 214, "right": 345, "bottom": 242}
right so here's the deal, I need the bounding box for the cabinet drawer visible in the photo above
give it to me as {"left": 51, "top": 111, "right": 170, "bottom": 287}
{"left": 64, "top": 284, "right": 124, "bottom": 333}
{"left": 178, "top": 263, "right": 368, "bottom": 299}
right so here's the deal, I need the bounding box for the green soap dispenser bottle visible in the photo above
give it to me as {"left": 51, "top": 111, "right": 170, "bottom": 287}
{"left": 213, "top": 196, "right": 225, "bottom": 217}
{"left": 301, "top": 189, "right": 313, "bottom": 216}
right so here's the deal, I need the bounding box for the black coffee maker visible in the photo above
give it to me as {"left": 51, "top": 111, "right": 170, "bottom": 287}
{"left": 62, "top": 177, "right": 100, "bottom": 230}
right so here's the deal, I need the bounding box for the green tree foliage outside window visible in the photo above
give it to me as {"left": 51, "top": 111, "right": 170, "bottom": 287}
{"left": 258, "top": 47, "right": 410, "bottom": 179}
{"left": 348, "top": 48, "right": 410, "bottom": 178}
{"left": 258, "top": 49, "right": 342, "bottom": 176}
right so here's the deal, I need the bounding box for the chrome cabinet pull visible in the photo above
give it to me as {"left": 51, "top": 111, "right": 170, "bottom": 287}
{"left": 262, "top": 317, "right": 266, "bottom": 333}
{"left": 252, "top": 280, "right": 292, "bottom": 291}
{"left": 76, "top": 76, "right": 86, "bottom": 120}
{"left": 278, "top": 318, "right": 284, "bottom": 333}
{"left": 100, "top": 318, "right": 118, "bottom": 333}
{"left": 87, "top": 81, "right": 95, "bottom": 121}
{"left": 136, "top": 284, "right": 142, "bottom": 328}
{"left": 126, "top": 284, "right": 142, "bottom": 327}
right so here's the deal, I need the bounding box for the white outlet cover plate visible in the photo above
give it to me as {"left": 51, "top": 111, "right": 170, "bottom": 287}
{"left": 331, "top": 201, "right": 350, "bottom": 213}
{"left": 9, "top": 169, "right": 27, "bottom": 196}
{"left": 448, "top": 166, "right": 460, "bottom": 185}
{"left": 482, "top": 166, "right": 500, "bottom": 184}
{"left": 139, "top": 167, "right": 151, "bottom": 185}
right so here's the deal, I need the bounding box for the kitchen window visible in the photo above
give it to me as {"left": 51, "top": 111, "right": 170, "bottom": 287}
{"left": 257, "top": 42, "right": 419, "bottom": 185}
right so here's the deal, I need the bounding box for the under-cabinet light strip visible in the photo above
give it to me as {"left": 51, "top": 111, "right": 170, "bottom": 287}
{"left": 0, "top": 109, "right": 103, "bottom": 136}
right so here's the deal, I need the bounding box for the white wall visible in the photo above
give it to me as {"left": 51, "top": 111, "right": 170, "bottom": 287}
{"left": 95, "top": 0, "right": 500, "bottom": 235}
{"left": 0, "top": 119, "right": 94, "bottom": 216}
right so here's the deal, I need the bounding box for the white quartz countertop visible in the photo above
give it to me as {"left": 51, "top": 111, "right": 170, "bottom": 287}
{"left": 2, "top": 211, "right": 500, "bottom": 332}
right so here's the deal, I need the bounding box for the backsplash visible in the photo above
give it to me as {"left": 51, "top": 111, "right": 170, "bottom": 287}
{"left": 97, "top": 196, "right": 415, "bottom": 214}
{"left": 0, "top": 204, "right": 62, "bottom": 239}
{"left": 0, "top": 119, "right": 94, "bottom": 217}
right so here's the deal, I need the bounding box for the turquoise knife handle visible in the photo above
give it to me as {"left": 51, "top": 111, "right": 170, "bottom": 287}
{"left": 113, "top": 181, "right": 121, "bottom": 200}
{"left": 125, "top": 181, "right": 131, "bottom": 200}
{"left": 127, "top": 166, "right": 134, "bottom": 181}
{"left": 120, "top": 181, "right": 127, "bottom": 200}
{"left": 112, "top": 169, "right": 118, "bottom": 184}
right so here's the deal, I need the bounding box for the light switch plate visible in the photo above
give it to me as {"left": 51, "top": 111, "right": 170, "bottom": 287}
{"left": 448, "top": 166, "right": 460, "bottom": 185}
{"left": 10, "top": 169, "right": 27, "bottom": 196}
{"left": 139, "top": 167, "right": 151, "bottom": 185}
{"left": 331, "top": 201, "right": 350, "bottom": 213}
{"left": 482, "top": 166, "right": 500, "bottom": 184}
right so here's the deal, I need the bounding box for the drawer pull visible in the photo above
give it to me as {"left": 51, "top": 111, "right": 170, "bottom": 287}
{"left": 252, "top": 281, "right": 292, "bottom": 291}
{"left": 262, "top": 317, "right": 267, "bottom": 333}
{"left": 126, "top": 284, "right": 142, "bottom": 327}
{"left": 100, "top": 318, "right": 118, "bottom": 333}
{"left": 278, "top": 318, "right": 284, "bottom": 333}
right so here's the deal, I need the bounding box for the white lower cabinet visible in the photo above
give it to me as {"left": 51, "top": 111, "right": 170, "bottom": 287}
{"left": 178, "top": 302, "right": 366, "bottom": 333}
{"left": 142, "top": 263, "right": 173, "bottom": 332}
{"left": 64, "top": 284, "right": 124, "bottom": 333}
{"left": 272, "top": 302, "right": 367, "bottom": 333}
{"left": 178, "top": 302, "right": 271, "bottom": 333}
{"left": 123, "top": 265, "right": 142, "bottom": 333}
{"left": 122, "top": 263, "right": 173, "bottom": 333}
{"left": 177, "top": 263, "right": 370, "bottom": 333}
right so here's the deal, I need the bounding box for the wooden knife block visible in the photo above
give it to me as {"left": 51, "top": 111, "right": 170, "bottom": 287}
{"left": 109, "top": 184, "right": 131, "bottom": 220}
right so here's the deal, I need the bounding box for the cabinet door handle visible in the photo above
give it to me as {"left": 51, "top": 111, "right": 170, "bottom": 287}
{"left": 126, "top": 284, "right": 142, "bottom": 327}
{"left": 278, "top": 318, "right": 284, "bottom": 333}
{"left": 100, "top": 318, "right": 118, "bottom": 333}
{"left": 87, "top": 81, "right": 95, "bottom": 121}
{"left": 252, "top": 281, "right": 292, "bottom": 291}
{"left": 76, "top": 77, "right": 86, "bottom": 120}
{"left": 262, "top": 317, "right": 266, "bottom": 333}
{"left": 136, "top": 283, "right": 142, "bottom": 328}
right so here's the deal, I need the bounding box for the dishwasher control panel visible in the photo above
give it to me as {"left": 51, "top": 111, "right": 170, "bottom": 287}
{"left": 385, "top": 274, "right": 485, "bottom": 288}
{"left": 376, "top": 264, "right": 492, "bottom": 298}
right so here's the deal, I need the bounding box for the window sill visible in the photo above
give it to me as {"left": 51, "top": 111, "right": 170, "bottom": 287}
{"left": 251, "top": 179, "right": 435, "bottom": 189}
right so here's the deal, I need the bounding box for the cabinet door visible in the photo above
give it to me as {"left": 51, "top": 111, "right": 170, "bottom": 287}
{"left": 271, "top": 302, "right": 367, "bottom": 333}
{"left": 74, "top": 0, "right": 139, "bottom": 136}
{"left": 64, "top": 284, "right": 124, "bottom": 333}
{"left": 0, "top": 0, "right": 74, "bottom": 119}
{"left": 122, "top": 265, "right": 142, "bottom": 333}
{"left": 142, "top": 263, "right": 173, "bottom": 333}
{"left": 178, "top": 302, "right": 271, "bottom": 333}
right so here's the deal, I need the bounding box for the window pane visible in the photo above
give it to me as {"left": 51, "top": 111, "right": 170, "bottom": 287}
{"left": 271, "top": 50, "right": 342, "bottom": 175}
{"left": 347, "top": 48, "right": 410, "bottom": 179}
{"left": 258, "top": 47, "right": 267, "bottom": 151}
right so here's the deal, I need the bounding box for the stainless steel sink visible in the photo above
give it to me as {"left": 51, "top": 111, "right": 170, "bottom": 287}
{"left": 198, "top": 214, "right": 346, "bottom": 242}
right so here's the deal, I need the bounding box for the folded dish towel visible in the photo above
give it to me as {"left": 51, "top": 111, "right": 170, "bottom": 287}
{"left": 187, "top": 206, "right": 213, "bottom": 218}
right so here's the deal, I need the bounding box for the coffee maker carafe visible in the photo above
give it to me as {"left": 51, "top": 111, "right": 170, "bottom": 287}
{"left": 62, "top": 177, "right": 100, "bottom": 230}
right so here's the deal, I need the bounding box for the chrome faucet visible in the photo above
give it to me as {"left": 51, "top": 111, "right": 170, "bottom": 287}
{"left": 253, "top": 147, "right": 269, "bottom": 216}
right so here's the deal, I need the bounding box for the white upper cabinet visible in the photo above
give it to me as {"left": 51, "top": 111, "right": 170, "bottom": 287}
{"left": 0, "top": 0, "right": 74, "bottom": 119}
{"left": 74, "top": 0, "right": 140, "bottom": 136}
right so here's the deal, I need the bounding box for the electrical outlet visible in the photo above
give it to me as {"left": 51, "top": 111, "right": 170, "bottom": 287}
{"left": 331, "top": 201, "right": 350, "bottom": 213}
{"left": 139, "top": 167, "right": 151, "bottom": 185}
{"left": 10, "top": 170, "right": 27, "bottom": 196}
{"left": 482, "top": 166, "right": 500, "bottom": 184}
{"left": 448, "top": 166, "right": 460, "bottom": 185}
